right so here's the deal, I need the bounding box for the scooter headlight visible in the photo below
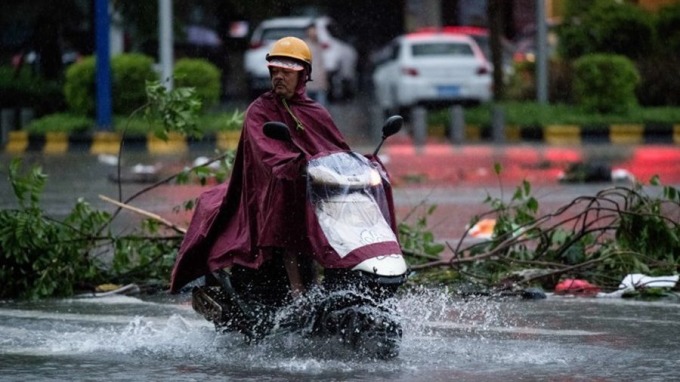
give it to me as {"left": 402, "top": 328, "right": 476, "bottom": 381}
{"left": 368, "top": 168, "right": 382, "bottom": 186}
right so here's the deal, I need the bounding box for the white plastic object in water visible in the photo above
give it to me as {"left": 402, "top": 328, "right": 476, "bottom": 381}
{"left": 618, "top": 273, "right": 679, "bottom": 293}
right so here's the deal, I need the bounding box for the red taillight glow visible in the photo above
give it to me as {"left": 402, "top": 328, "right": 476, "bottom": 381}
{"left": 249, "top": 41, "right": 264, "bottom": 49}
{"left": 402, "top": 67, "right": 419, "bottom": 76}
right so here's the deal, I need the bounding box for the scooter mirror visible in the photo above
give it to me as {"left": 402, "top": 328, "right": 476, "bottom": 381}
{"left": 382, "top": 115, "right": 403, "bottom": 138}
{"left": 372, "top": 115, "right": 404, "bottom": 157}
{"left": 263, "top": 121, "right": 292, "bottom": 142}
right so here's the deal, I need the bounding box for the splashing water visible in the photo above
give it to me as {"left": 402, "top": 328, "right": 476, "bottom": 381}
{"left": 1, "top": 289, "right": 679, "bottom": 381}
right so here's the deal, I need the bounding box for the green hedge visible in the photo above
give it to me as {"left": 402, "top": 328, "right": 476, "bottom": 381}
{"left": 64, "top": 54, "right": 157, "bottom": 117}
{"left": 24, "top": 110, "right": 244, "bottom": 136}
{"left": 173, "top": 58, "right": 221, "bottom": 111}
{"left": 656, "top": 3, "right": 680, "bottom": 58}
{"left": 429, "top": 102, "right": 680, "bottom": 127}
{"left": 25, "top": 113, "right": 93, "bottom": 134}
{"left": 112, "top": 54, "right": 158, "bottom": 114}
{"left": 559, "top": 0, "right": 656, "bottom": 60}
{"left": 573, "top": 54, "right": 639, "bottom": 114}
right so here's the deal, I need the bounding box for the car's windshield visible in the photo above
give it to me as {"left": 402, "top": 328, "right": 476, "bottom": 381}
{"left": 411, "top": 42, "right": 473, "bottom": 57}
{"left": 261, "top": 27, "right": 306, "bottom": 41}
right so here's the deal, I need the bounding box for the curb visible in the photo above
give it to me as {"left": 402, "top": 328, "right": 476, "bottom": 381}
{"left": 3, "top": 124, "right": 679, "bottom": 154}
{"left": 3, "top": 131, "right": 240, "bottom": 155}
{"left": 438, "top": 123, "right": 680, "bottom": 145}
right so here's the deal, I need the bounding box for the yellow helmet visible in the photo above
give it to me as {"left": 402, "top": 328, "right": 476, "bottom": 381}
{"left": 266, "top": 36, "right": 312, "bottom": 67}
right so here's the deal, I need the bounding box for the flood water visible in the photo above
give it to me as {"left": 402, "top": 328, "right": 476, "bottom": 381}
{"left": 1, "top": 290, "right": 679, "bottom": 381}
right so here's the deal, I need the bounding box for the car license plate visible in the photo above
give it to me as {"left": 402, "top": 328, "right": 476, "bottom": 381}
{"left": 437, "top": 86, "right": 460, "bottom": 97}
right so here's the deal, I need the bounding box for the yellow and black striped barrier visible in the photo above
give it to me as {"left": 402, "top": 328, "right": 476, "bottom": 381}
{"left": 3, "top": 131, "right": 243, "bottom": 154}
{"left": 435, "top": 123, "right": 680, "bottom": 145}
{"left": 3, "top": 125, "right": 679, "bottom": 154}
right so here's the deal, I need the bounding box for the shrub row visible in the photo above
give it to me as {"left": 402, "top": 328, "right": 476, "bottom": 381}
{"left": 26, "top": 110, "right": 243, "bottom": 135}
{"left": 63, "top": 54, "right": 221, "bottom": 116}
{"left": 550, "top": 1, "right": 680, "bottom": 107}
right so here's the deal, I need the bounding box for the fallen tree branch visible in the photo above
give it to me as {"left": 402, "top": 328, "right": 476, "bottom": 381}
{"left": 99, "top": 194, "right": 187, "bottom": 234}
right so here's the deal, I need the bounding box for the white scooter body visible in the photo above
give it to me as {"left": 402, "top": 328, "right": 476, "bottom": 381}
{"left": 306, "top": 151, "right": 408, "bottom": 278}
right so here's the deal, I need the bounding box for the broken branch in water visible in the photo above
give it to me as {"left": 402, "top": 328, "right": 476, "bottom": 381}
{"left": 98, "top": 194, "right": 187, "bottom": 234}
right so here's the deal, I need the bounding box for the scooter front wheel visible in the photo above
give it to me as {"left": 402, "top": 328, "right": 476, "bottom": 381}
{"left": 338, "top": 305, "right": 402, "bottom": 360}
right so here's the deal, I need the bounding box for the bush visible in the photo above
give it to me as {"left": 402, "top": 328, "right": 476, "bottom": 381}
{"left": 656, "top": 3, "right": 680, "bottom": 58}
{"left": 173, "top": 58, "right": 221, "bottom": 111}
{"left": 573, "top": 54, "right": 639, "bottom": 114}
{"left": 63, "top": 56, "right": 96, "bottom": 116}
{"left": 64, "top": 54, "right": 157, "bottom": 116}
{"left": 25, "top": 113, "right": 93, "bottom": 134}
{"left": 559, "top": 0, "right": 656, "bottom": 60}
{"left": 111, "top": 53, "right": 158, "bottom": 114}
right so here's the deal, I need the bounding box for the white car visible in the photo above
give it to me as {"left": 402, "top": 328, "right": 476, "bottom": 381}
{"left": 372, "top": 32, "right": 492, "bottom": 116}
{"left": 243, "top": 16, "right": 358, "bottom": 100}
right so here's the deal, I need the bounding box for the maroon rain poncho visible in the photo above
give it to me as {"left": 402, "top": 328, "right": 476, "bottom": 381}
{"left": 170, "top": 72, "right": 350, "bottom": 293}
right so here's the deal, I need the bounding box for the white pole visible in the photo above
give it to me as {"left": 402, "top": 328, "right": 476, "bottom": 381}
{"left": 159, "top": 0, "right": 173, "bottom": 90}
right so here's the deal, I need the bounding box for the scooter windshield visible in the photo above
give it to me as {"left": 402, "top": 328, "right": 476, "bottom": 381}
{"left": 307, "top": 152, "right": 397, "bottom": 259}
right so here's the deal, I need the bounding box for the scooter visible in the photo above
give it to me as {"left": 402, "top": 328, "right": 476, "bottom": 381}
{"left": 191, "top": 115, "right": 409, "bottom": 359}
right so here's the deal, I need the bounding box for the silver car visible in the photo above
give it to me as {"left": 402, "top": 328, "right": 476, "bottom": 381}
{"left": 243, "top": 16, "right": 358, "bottom": 100}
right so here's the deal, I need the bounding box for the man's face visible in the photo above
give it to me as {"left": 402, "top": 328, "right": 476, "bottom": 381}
{"left": 270, "top": 67, "right": 299, "bottom": 99}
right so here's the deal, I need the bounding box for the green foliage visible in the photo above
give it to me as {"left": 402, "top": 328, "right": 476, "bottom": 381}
{"left": 573, "top": 54, "right": 640, "bottom": 114}
{"left": 63, "top": 56, "right": 96, "bottom": 116}
{"left": 0, "top": 159, "right": 108, "bottom": 299}
{"left": 201, "top": 109, "right": 245, "bottom": 132}
{"left": 64, "top": 54, "right": 157, "bottom": 116}
{"left": 173, "top": 58, "right": 221, "bottom": 111}
{"left": 398, "top": 205, "right": 446, "bottom": 264}
{"left": 401, "top": 168, "right": 680, "bottom": 294}
{"left": 112, "top": 115, "right": 162, "bottom": 135}
{"left": 1, "top": 79, "right": 236, "bottom": 300}
{"left": 634, "top": 4, "right": 680, "bottom": 107}
{"left": 111, "top": 54, "right": 158, "bottom": 115}
{"left": 614, "top": 178, "right": 680, "bottom": 275}
{"left": 19, "top": 109, "right": 244, "bottom": 136}
{"left": 110, "top": 226, "right": 180, "bottom": 284}
{"left": 430, "top": 102, "right": 680, "bottom": 129}
{"left": 559, "top": 0, "right": 656, "bottom": 60}
{"left": 656, "top": 3, "right": 680, "bottom": 58}
{"left": 144, "top": 80, "right": 203, "bottom": 139}
{"left": 25, "top": 113, "right": 93, "bottom": 134}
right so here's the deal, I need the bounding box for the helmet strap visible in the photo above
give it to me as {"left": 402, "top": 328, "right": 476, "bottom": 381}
{"left": 282, "top": 98, "right": 305, "bottom": 131}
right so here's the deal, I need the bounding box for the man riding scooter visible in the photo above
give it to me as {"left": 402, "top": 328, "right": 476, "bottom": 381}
{"left": 170, "top": 36, "right": 352, "bottom": 303}
{"left": 170, "top": 37, "right": 408, "bottom": 358}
